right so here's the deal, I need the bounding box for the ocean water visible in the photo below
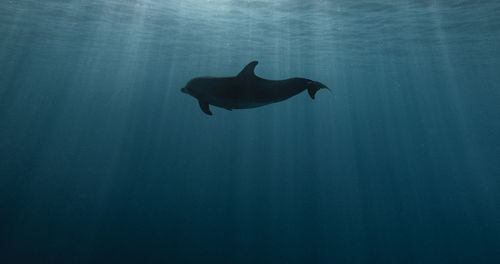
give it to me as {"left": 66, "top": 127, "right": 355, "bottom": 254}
{"left": 1, "top": 0, "right": 500, "bottom": 263}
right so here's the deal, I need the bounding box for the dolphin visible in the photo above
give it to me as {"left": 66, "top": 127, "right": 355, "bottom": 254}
{"left": 181, "top": 61, "right": 329, "bottom": 115}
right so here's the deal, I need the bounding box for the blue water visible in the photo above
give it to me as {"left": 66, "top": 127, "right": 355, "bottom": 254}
{"left": 1, "top": 0, "right": 500, "bottom": 263}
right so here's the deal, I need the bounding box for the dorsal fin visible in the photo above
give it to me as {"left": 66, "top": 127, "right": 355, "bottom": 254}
{"left": 237, "top": 61, "right": 258, "bottom": 78}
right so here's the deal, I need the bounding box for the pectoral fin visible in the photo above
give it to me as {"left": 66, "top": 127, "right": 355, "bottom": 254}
{"left": 198, "top": 100, "right": 212, "bottom": 115}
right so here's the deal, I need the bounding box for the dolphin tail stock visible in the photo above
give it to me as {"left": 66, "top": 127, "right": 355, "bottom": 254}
{"left": 307, "top": 81, "right": 330, "bottom": 100}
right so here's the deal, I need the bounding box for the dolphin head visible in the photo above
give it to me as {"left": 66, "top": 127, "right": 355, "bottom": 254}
{"left": 181, "top": 80, "right": 194, "bottom": 95}
{"left": 181, "top": 78, "right": 205, "bottom": 97}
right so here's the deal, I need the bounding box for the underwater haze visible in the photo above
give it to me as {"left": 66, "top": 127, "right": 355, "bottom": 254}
{"left": 1, "top": 0, "right": 500, "bottom": 263}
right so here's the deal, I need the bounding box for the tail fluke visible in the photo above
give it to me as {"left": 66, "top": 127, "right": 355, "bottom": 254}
{"left": 307, "top": 81, "right": 329, "bottom": 99}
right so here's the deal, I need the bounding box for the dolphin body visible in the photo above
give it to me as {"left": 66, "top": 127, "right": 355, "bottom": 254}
{"left": 181, "top": 61, "right": 328, "bottom": 115}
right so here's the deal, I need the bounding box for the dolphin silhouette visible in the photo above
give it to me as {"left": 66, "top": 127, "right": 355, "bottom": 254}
{"left": 181, "top": 61, "right": 329, "bottom": 115}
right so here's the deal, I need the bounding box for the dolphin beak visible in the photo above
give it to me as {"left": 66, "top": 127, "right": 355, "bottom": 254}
{"left": 181, "top": 87, "right": 187, "bottom": 94}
